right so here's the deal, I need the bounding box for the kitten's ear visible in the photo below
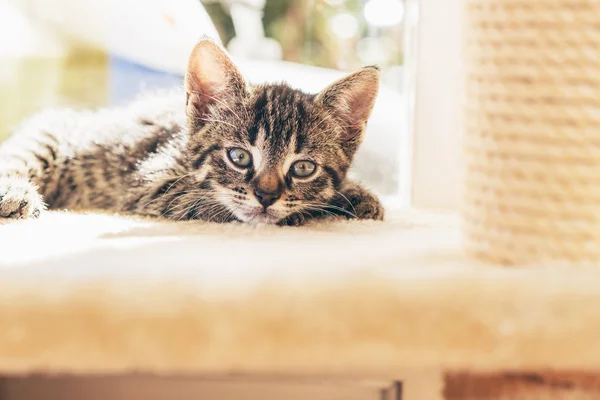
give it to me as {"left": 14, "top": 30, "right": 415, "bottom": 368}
{"left": 185, "top": 39, "right": 248, "bottom": 123}
{"left": 315, "top": 66, "right": 379, "bottom": 142}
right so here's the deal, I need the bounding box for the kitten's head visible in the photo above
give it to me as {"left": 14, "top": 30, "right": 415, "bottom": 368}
{"left": 184, "top": 39, "right": 379, "bottom": 224}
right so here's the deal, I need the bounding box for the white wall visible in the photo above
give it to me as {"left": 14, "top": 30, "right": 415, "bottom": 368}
{"left": 411, "top": 0, "right": 463, "bottom": 210}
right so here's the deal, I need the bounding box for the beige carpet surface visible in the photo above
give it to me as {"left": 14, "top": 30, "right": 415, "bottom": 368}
{"left": 0, "top": 208, "right": 598, "bottom": 375}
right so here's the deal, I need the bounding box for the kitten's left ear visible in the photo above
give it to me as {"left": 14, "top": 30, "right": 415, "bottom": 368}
{"left": 315, "top": 66, "right": 379, "bottom": 142}
{"left": 185, "top": 39, "right": 248, "bottom": 125}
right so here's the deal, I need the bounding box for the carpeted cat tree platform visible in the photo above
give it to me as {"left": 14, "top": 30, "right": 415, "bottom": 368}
{"left": 1, "top": 209, "right": 599, "bottom": 399}
{"left": 2, "top": 0, "right": 600, "bottom": 399}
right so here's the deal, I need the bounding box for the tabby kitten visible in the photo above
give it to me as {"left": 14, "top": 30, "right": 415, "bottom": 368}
{"left": 0, "top": 39, "right": 383, "bottom": 225}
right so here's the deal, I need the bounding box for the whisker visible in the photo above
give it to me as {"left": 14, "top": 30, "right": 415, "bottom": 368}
{"left": 302, "top": 206, "right": 340, "bottom": 220}
{"left": 176, "top": 198, "right": 203, "bottom": 221}
{"left": 334, "top": 190, "right": 357, "bottom": 216}
{"left": 172, "top": 198, "right": 222, "bottom": 220}
{"left": 141, "top": 171, "right": 197, "bottom": 208}
{"left": 161, "top": 190, "right": 222, "bottom": 219}
{"left": 207, "top": 204, "right": 232, "bottom": 223}
{"left": 287, "top": 201, "right": 358, "bottom": 219}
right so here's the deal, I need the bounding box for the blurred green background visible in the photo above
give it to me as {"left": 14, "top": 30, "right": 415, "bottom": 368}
{"left": 204, "top": 0, "right": 403, "bottom": 70}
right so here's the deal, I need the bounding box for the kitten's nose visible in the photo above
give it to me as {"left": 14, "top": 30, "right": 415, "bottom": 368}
{"left": 254, "top": 189, "right": 280, "bottom": 209}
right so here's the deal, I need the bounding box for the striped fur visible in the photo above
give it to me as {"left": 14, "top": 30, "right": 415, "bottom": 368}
{"left": 0, "top": 40, "right": 383, "bottom": 225}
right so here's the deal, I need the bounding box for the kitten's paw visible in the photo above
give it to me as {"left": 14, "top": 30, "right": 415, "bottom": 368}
{"left": 337, "top": 186, "right": 384, "bottom": 221}
{"left": 278, "top": 213, "right": 306, "bottom": 227}
{"left": 0, "top": 178, "right": 44, "bottom": 219}
{"left": 353, "top": 195, "right": 384, "bottom": 221}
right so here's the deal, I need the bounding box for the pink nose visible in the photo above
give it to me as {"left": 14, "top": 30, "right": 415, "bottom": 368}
{"left": 254, "top": 189, "right": 280, "bottom": 209}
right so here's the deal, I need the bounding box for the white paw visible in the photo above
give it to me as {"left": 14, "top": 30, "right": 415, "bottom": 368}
{"left": 0, "top": 178, "right": 44, "bottom": 219}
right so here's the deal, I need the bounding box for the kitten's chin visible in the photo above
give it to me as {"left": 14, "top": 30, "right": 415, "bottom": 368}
{"left": 234, "top": 208, "right": 283, "bottom": 225}
{"left": 248, "top": 214, "right": 281, "bottom": 226}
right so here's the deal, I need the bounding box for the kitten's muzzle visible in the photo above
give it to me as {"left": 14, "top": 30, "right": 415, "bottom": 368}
{"left": 253, "top": 172, "right": 283, "bottom": 210}
{"left": 254, "top": 189, "right": 280, "bottom": 209}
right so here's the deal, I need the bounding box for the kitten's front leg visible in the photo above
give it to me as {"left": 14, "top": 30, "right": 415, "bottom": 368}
{"left": 278, "top": 212, "right": 307, "bottom": 226}
{"left": 0, "top": 132, "right": 57, "bottom": 219}
{"left": 278, "top": 181, "right": 384, "bottom": 226}
{"left": 330, "top": 180, "right": 384, "bottom": 221}
{"left": 0, "top": 176, "right": 45, "bottom": 219}
{"left": 0, "top": 140, "right": 48, "bottom": 220}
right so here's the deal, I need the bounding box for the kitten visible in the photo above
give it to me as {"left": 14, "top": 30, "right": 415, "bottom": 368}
{"left": 0, "top": 39, "right": 384, "bottom": 226}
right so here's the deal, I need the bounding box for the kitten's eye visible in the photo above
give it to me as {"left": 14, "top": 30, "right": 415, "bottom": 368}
{"left": 290, "top": 160, "right": 316, "bottom": 178}
{"left": 228, "top": 148, "right": 252, "bottom": 168}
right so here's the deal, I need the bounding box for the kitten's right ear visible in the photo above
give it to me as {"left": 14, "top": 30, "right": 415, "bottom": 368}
{"left": 185, "top": 39, "right": 248, "bottom": 124}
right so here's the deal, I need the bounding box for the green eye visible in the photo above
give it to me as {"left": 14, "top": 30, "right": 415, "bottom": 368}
{"left": 228, "top": 148, "right": 252, "bottom": 168}
{"left": 290, "top": 160, "right": 316, "bottom": 178}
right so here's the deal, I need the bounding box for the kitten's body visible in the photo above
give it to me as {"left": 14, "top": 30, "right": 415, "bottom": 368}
{"left": 0, "top": 92, "right": 189, "bottom": 216}
{"left": 0, "top": 41, "right": 383, "bottom": 225}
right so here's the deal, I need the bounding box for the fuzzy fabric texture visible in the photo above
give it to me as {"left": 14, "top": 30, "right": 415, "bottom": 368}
{"left": 0, "top": 208, "right": 599, "bottom": 376}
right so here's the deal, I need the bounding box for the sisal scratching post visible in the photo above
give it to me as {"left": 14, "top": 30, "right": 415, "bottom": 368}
{"left": 462, "top": 0, "right": 600, "bottom": 265}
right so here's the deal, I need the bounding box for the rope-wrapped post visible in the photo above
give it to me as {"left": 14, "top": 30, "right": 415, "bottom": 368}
{"left": 463, "top": 0, "right": 600, "bottom": 265}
